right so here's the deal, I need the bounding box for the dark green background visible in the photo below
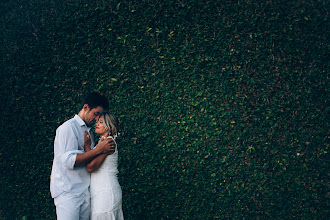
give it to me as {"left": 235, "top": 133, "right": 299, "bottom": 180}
{"left": 0, "top": 0, "right": 328, "bottom": 219}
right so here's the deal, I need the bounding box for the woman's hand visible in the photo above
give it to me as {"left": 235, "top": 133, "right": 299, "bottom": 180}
{"left": 84, "top": 131, "right": 92, "bottom": 152}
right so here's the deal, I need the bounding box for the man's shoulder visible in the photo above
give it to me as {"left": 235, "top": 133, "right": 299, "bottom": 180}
{"left": 57, "top": 117, "right": 78, "bottom": 131}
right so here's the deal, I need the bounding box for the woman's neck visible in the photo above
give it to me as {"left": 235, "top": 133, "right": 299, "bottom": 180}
{"left": 100, "top": 132, "right": 110, "bottom": 137}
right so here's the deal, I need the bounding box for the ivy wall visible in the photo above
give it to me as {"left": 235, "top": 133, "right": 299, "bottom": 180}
{"left": 0, "top": 0, "right": 328, "bottom": 219}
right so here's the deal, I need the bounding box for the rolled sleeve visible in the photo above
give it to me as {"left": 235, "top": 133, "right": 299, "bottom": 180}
{"left": 54, "top": 120, "right": 82, "bottom": 169}
{"left": 50, "top": 116, "right": 91, "bottom": 198}
{"left": 60, "top": 150, "right": 84, "bottom": 169}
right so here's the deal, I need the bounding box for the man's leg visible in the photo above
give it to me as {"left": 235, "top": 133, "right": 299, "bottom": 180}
{"left": 80, "top": 189, "right": 91, "bottom": 220}
{"left": 54, "top": 192, "right": 84, "bottom": 220}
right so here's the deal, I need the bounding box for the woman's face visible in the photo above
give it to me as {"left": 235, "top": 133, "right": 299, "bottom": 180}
{"left": 94, "top": 115, "right": 108, "bottom": 136}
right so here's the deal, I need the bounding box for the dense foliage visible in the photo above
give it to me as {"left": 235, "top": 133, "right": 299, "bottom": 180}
{"left": 0, "top": 0, "right": 328, "bottom": 219}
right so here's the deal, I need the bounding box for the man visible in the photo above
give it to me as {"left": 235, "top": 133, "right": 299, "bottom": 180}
{"left": 50, "top": 92, "right": 116, "bottom": 219}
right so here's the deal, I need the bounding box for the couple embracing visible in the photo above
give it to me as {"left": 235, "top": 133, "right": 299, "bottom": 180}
{"left": 50, "top": 92, "right": 124, "bottom": 219}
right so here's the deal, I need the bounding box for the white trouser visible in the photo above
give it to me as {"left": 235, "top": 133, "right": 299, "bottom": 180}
{"left": 54, "top": 189, "right": 90, "bottom": 220}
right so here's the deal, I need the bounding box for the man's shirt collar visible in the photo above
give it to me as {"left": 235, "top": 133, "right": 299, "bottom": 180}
{"left": 74, "top": 114, "right": 92, "bottom": 131}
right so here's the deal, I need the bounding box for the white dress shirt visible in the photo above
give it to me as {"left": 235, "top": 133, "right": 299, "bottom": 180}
{"left": 50, "top": 115, "right": 95, "bottom": 198}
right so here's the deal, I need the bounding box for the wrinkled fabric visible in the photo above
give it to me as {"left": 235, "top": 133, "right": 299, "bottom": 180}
{"left": 91, "top": 143, "right": 124, "bottom": 220}
{"left": 51, "top": 115, "right": 95, "bottom": 198}
{"left": 54, "top": 188, "right": 90, "bottom": 220}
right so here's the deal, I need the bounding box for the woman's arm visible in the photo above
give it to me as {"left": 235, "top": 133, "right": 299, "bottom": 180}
{"left": 76, "top": 132, "right": 115, "bottom": 167}
{"left": 84, "top": 133, "right": 115, "bottom": 172}
{"left": 86, "top": 153, "right": 108, "bottom": 173}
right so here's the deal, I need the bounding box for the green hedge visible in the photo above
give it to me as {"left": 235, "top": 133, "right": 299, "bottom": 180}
{"left": 0, "top": 0, "right": 328, "bottom": 219}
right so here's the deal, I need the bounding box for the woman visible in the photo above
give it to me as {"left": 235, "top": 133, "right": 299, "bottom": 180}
{"left": 84, "top": 112, "right": 124, "bottom": 220}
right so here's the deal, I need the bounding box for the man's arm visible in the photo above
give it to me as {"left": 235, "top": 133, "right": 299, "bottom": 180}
{"left": 75, "top": 136, "right": 115, "bottom": 167}
{"left": 83, "top": 131, "right": 116, "bottom": 172}
{"left": 74, "top": 147, "right": 103, "bottom": 167}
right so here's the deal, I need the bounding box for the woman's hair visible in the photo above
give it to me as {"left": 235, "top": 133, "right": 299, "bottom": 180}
{"left": 103, "top": 112, "right": 120, "bottom": 139}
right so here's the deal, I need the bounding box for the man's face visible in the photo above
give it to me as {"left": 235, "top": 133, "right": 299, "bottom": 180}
{"left": 85, "top": 106, "right": 104, "bottom": 127}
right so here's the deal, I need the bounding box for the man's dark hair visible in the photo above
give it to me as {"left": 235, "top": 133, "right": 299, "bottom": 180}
{"left": 82, "top": 92, "right": 109, "bottom": 110}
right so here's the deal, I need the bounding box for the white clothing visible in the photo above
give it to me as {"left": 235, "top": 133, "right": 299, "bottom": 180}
{"left": 90, "top": 137, "right": 124, "bottom": 220}
{"left": 50, "top": 114, "right": 95, "bottom": 198}
{"left": 54, "top": 188, "right": 90, "bottom": 220}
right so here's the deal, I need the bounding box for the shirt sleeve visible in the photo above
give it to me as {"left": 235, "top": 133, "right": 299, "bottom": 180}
{"left": 55, "top": 122, "right": 84, "bottom": 169}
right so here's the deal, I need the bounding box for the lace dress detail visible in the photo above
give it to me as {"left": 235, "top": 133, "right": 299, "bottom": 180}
{"left": 90, "top": 144, "right": 124, "bottom": 220}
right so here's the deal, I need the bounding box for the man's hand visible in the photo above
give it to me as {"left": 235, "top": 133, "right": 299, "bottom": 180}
{"left": 97, "top": 136, "right": 116, "bottom": 155}
{"left": 75, "top": 135, "right": 115, "bottom": 167}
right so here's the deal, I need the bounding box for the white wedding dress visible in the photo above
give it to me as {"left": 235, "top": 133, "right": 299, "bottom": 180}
{"left": 90, "top": 142, "right": 124, "bottom": 220}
